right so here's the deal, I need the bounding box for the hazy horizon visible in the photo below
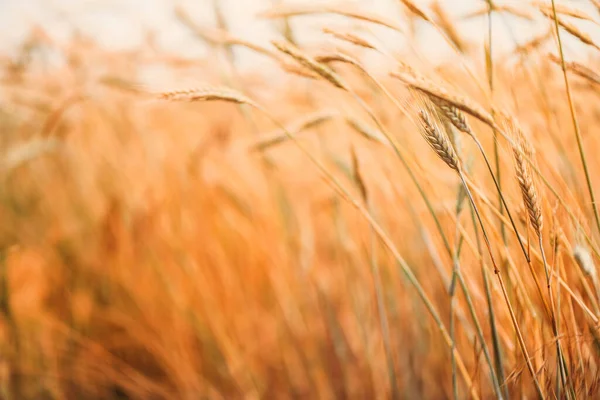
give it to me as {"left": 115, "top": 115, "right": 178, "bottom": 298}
{"left": 1, "top": 0, "right": 599, "bottom": 70}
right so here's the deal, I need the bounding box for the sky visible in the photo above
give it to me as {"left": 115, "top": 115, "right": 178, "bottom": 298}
{"left": 0, "top": 0, "right": 598, "bottom": 69}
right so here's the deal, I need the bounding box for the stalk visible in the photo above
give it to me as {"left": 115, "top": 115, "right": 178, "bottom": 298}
{"left": 550, "top": 0, "right": 600, "bottom": 234}
{"left": 251, "top": 101, "right": 481, "bottom": 399}
{"left": 457, "top": 172, "right": 544, "bottom": 398}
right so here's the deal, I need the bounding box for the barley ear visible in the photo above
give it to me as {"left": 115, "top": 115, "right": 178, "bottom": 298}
{"left": 512, "top": 136, "right": 543, "bottom": 237}
{"left": 418, "top": 107, "right": 461, "bottom": 171}
{"left": 272, "top": 40, "right": 347, "bottom": 89}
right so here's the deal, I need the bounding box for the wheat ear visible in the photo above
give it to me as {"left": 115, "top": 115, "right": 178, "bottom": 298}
{"left": 272, "top": 40, "right": 347, "bottom": 89}
{"left": 416, "top": 104, "right": 545, "bottom": 398}
{"left": 513, "top": 144, "right": 543, "bottom": 237}
{"left": 417, "top": 109, "right": 460, "bottom": 171}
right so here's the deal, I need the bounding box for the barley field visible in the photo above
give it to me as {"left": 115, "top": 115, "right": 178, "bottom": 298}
{"left": 2, "top": 1, "right": 600, "bottom": 399}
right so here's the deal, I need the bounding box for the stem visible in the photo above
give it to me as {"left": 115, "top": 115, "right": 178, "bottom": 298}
{"left": 471, "top": 136, "right": 530, "bottom": 262}
{"left": 367, "top": 202, "right": 399, "bottom": 399}
{"left": 450, "top": 283, "right": 458, "bottom": 400}
{"left": 458, "top": 172, "right": 545, "bottom": 399}
{"left": 333, "top": 61, "right": 455, "bottom": 256}
{"left": 485, "top": 0, "right": 510, "bottom": 269}
{"left": 487, "top": 82, "right": 514, "bottom": 395}
{"left": 450, "top": 204, "right": 462, "bottom": 400}
{"left": 538, "top": 236, "right": 574, "bottom": 399}
{"left": 550, "top": 0, "right": 600, "bottom": 234}
{"left": 347, "top": 91, "right": 453, "bottom": 256}
{"left": 409, "top": 185, "right": 503, "bottom": 397}
{"left": 450, "top": 183, "right": 503, "bottom": 399}
{"left": 349, "top": 84, "right": 504, "bottom": 397}
{"left": 252, "top": 105, "right": 480, "bottom": 400}
{"left": 467, "top": 201, "right": 507, "bottom": 400}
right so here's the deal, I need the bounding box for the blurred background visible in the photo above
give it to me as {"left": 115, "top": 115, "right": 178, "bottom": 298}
{"left": 1, "top": 0, "right": 598, "bottom": 70}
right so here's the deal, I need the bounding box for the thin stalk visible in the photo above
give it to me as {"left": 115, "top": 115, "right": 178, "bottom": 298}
{"left": 550, "top": 0, "right": 600, "bottom": 234}
{"left": 331, "top": 67, "right": 502, "bottom": 396}
{"left": 450, "top": 202, "right": 463, "bottom": 400}
{"left": 482, "top": 267, "right": 506, "bottom": 396}
{"left": 367, "top": 202, "right": 398, "bottom": 399}
{"left": 271, "top": 0, "right": 297, "bottom": 44}
{"left": 467, "top": 201, "right": 507, "bottom": 399}
{"left": 563, "top": 257, "right": 585, "bottom": 382}
{"left": 470, "top": 136, "right": 530, "bottom": 263}
{"left": 538, "top": 237, "right": 574, "bottom": 399}
{"left": 457, "top": 172, "right": 545, "bottom": 399}
{"left": 462, "top": 143, "right": 561, "bottom": 320}
{"left": 449, "top": 177, "right": 503, "bottom": 399}
{"left": 425, "top": 87, "right": 600, "bottom": 260}
{"left": 351, "top": 87, "right": 504, "bottom": 396}
{"left": 346, "top": 90, "right": 453, "bottom": 256}
{"left": 450, "top": 288, "right": 458, "bottom": 400}
{"left": 456, "top": 267, "right": 504, "bottom": 398}
{"left": 315, "top": 58, "right": 455, "bottom": 257}
{"left": 553, "top": 239, "right": 562, "bottom": 399}
{"left": 485, "top": 14, "right": 513, "bottom": 385}
{"left": 463, "top": 173, "right": 600, "bottom": 316}
{"left": 449, "top": 281, "right": 458, "bottom": 399}
{"left": 184, "top": 2, "right": 259, "bottom": 133}
{"left": 247, "top": 103, "right": 480, "bottom": 399}
{"left": 485, "top": 0, "right": 509, "bottom": 263}
{"left": 494, "top": 129, "right": 600, "bottom": 260}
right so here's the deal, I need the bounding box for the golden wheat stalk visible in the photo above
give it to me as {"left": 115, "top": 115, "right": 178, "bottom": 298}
{"left": 541, "top": 9, "right": 600, "bottom": 50}
{"left": 462, "top": 4, "right": 536, "bottom": 21}
{"left": 344, "top": 117, "right": 388, "bottom": 144}
{"left": 415, "top": 101, "right": 545, "bottom": 397}
{"left": 272, "top": 40, "right": 347, "bottom": 89}
{"left": 548, "top": 53, "right": 600, "bottom": 86}
{"left": 158, "top": 87, "right": 255, "bottom": 105}
{"left": 279, "top": 60, "right": 321, "bottom": 80}
{"left": 322, "top": 27, "right": 376, "bottom": 50}
{"left": 163, "top": 84, "right": 481, "bottom": 399}
{"left": 314, "top": 51, "right": 359, "bottom": 67}
{"left": 433, "top": 96, "right": 537, "bottom": 270}
{"left": 398, "top": 0, "right": 431, "bottom": 22}
{"left": 392, "top": 71, "right": 495, "bottom": 128}
{"left": 188, "top": 26, "right": 278, "bottom": 59}
{"left": 417, "top": 107, "right": 460, "bottom": 171}
{"left": 250, "top": 110, "right": 338, "bottom": 151}
{"left": 260, "top": 3, "right": 403, "bottom": 32}
{"left": 512, "top": 136, "right": 543, "bottom": 237}
{"left": 537, "top": 2, "right": 597, "bottom": 24}
{"left": 430, "top": 96, "right": 473, "bottom": 136}
{"left": 430, "top": 1, "right": 467, "bottom": 53}
{"left": 513, "top": 28, "right": 552, "bottom": 55}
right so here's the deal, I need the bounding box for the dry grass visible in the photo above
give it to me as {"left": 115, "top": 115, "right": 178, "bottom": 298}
{"left": 3, "top": 2, "right": 600, "bottom": 399}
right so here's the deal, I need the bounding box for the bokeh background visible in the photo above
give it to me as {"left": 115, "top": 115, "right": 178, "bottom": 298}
{"left": 1, "top": 0, "right": 598, "bottom": 68}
